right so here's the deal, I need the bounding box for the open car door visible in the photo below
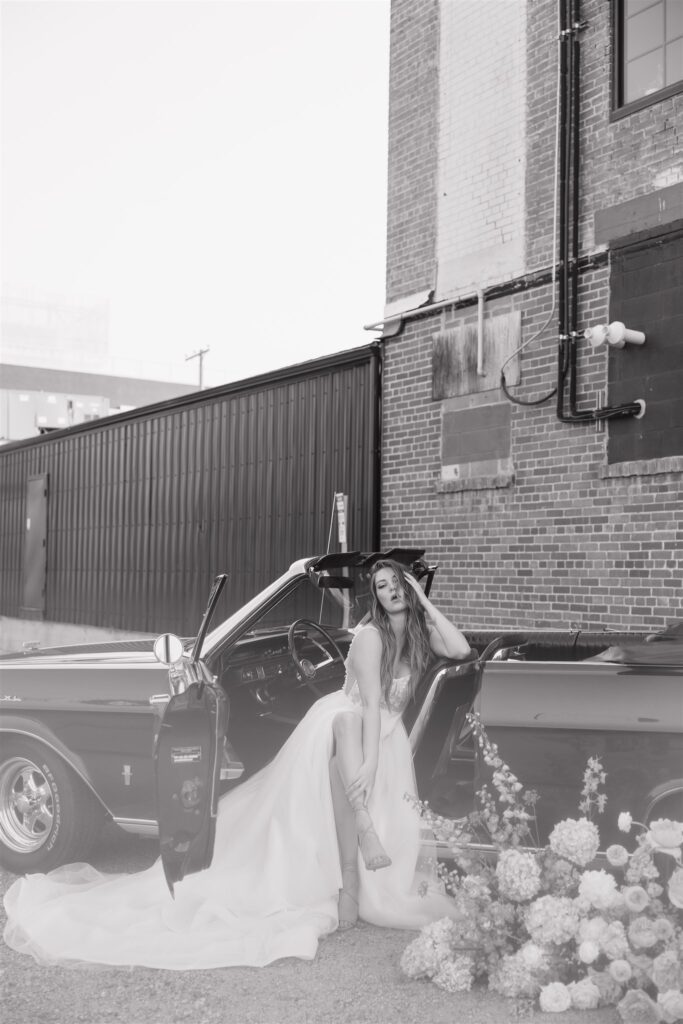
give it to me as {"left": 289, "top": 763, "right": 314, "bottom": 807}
{"left": 153, "top": 575, "right": 230, "bottom": 895}
{"left": 154, "top": 678, "right": 228, "bottom": 895}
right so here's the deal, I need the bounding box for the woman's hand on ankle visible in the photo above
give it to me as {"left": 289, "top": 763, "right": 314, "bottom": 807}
{"left": 345, "top": 760, "right": 377, "bottom": 805}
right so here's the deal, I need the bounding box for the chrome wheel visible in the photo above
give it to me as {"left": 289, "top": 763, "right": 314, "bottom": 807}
{"left": 0, "top": 755, "right": 54, "bottom": 854}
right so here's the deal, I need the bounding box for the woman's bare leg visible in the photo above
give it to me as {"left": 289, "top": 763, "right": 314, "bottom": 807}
{"left": 329, "top": 754, "right": 359, "bottom": 928}
{"left": 331, "top": 713, "right": 391, "bottom": 872}
{"left": 329, "top": 754, "right": 358, "bottom": 867}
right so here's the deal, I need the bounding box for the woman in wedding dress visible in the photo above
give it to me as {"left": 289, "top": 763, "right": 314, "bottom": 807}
{"left": 3, "top": 559, "right": 470, "bottom": 970}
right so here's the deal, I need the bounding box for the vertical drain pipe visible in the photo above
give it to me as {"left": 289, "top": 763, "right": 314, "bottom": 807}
{"left": 556, "top": 0, "right": 570, "bottom": 419}
{"left": 477, "top": 288, "right": 486, "bottom": 376}
{"left": 569, "top": 0, "right": 582, "bottom": 415}
{"left": 555, "top": 0, "right": 643, "bottom": 424}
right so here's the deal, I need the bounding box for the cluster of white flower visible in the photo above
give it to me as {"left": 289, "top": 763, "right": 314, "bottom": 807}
{"left": 469, "top": 713, "right": 538, "bottom": 846}
{"left": 495, "top": 848, "right": 541, "bottom": 903}
{"left": 432, "top": 956, "right": 474, "bottom": 994}
{"left": 525, "top": 895, "right": 581, "bottom": 946}
{"left": 400, "top": 917, "right": 475, "bottom": 993}
{"left": 567, "top": 977, "right": 601, "bottom": 1009}
{"left": 607, "top": 843, "right": 631, "bottom": 867}
{"left": 399, "top": 917, "right": 461, "bottom": 980}
{"left": 578, "top": 757, "right": 608, "bottom": 818}
{"left": 549, "top": 818, "right": 600, "bottom": 867}
{"left": 577, "top": 868, "right": 619, "bottom": 911}
{"left": 401, "top": 722, "right": 683, "bottom": 1022}
{"left": 489, "top": 948, "right": 545, "bottom": 999}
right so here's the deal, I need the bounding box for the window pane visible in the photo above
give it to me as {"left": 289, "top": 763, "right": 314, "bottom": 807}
{"left": 626, "top": 2, "right": 664, "bottom": 60}
{"left": 626, "top": 47, "right": 665, "bottom": 99}
{"left": 666, "top": 0, "right": 683, "bottom": 39}
{"left": 665, "top": 36, "right": 683, "bottom": 83}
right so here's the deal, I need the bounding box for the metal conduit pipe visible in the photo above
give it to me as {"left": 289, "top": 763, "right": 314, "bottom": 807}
{"left": 556, "top": 0, "right": 572, "bottom": 419}
{"left": 556, "top": 0, "right": 643, "bottom": 424}
{"left": 570, "top": 0, "right": 581, "bottom": 415}
{"left": 477, "top": 288, "right": 486, "bottom": 376}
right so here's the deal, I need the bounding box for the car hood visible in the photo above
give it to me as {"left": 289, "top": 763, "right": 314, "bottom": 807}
{"left": 0, "top": 637, "right": 186, "bottom": 667}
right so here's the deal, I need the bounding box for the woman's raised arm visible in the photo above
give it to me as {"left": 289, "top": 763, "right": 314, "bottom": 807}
{"left": 404, "top": 574, "right": 471, "bottom": 660}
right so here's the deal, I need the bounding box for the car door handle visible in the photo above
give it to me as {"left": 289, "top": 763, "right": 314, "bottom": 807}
{"left": 149, "top": 693, "right": 171, "bottom": 705}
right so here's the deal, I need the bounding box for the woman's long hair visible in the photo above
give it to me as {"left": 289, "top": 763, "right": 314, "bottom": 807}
{"left": 369, "top": 559, "right": 433, "bottom": 701}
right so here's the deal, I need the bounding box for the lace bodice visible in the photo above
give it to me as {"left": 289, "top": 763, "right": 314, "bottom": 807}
{"left": 344, "top": 673, "right": 412, "bottom": 715}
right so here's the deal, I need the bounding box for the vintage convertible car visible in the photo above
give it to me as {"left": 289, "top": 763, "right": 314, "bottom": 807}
{"left": 0, "top": 548, "right": 681, "bottom": 885}
{"left": 0, "top": 548, "right": 514, "bottom": 883}
{"left": 468, "top": 625, "right": 683, "bottom": 850}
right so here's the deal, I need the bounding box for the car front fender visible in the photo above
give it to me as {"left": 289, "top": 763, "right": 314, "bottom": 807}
{"left": 0, "top": 714, "right": 110, "bottom": 816}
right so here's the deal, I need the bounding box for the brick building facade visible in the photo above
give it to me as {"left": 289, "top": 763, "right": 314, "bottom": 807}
{"left": 379, "top": 0, "right": 683, "bottom": 632}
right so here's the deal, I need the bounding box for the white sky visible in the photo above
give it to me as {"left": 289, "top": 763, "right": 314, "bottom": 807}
{"left": 1, "top": 0, "right": 389, "bottom": 389}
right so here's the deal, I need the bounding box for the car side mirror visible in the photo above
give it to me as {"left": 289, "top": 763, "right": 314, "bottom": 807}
{"left": 153, "top": 634, "right": 185, "bottom": 666}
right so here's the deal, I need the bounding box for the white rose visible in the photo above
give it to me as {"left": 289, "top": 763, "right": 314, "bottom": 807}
{"left": 658, "top": 990, "right": 683, "bottom": 1024}
{"left": 646, "top": 818, "right": 683, "bottom": 860}
{"left": 667, "top": 867, "right": 683, "bottom": 909}
{"left": 608, "top": 958, "right": 632, "bottom": 983}
{"left": 605, "top": 844, "right": 629, "bottom": 867}
{"left": 539, "top": 982, "right": 572, "bottom": 1013}
{"left": 519, "top": 942, "right": 545, "bottom": 970}
{"left": 578, "top": 939, "right": 601, "bottom": 964}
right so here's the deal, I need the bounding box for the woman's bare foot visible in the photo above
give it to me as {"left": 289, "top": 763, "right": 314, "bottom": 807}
{"left": 355, "top": 808, "right": 391, "bottom": 871}
{"left": 337, "top": 862, "right": 359, "bottom": 930}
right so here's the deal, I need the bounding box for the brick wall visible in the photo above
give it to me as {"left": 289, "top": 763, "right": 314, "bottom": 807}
{"left": 381, "top": 0, "right": 683, "bottom": 633}
{"left": 386, "top": 0, "right": 440, "bottom": 304}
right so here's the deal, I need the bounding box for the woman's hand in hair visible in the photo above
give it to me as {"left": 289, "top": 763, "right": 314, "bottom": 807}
{"left": 403, "top": 572, "right": 429, "bottom": 608}
{"left": 404, "top": 574, "right": 471, "bottom": 660}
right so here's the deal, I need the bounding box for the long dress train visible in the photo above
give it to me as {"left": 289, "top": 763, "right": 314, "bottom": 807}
{"left": 3, "top": 671, "right": 456, "bottom": 969}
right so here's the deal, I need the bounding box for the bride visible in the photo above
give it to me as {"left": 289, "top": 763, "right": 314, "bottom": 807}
{"left": 3, "top": 559, "right": 470, "bottom": 970}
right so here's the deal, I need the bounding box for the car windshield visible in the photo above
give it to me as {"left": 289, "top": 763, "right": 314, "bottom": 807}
{"left": 201, "top": 550, "right": 431, "bottom": 659}
{"left": 248, "top": 566, "right": 375, "bottom": 633}
{"left": 201, "top": 560, "right": 384, "bottom": 659}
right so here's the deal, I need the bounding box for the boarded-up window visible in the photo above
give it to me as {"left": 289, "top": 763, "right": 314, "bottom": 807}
{"left": 432, "top": 311, "right": 521, "bottom": 399}
{"left": 608, "top": 228, "right": 683, "bottom": 464}
{"left": 440, "top": 400, "right": 513, "bottom": 486}
{"left": 434, "top": 311, "right": 517, "bottom": 490}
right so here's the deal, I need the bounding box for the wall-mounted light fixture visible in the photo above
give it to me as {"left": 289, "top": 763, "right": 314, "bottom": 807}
{"left": 584, "top": 322, "right": 646, "bottom": 349}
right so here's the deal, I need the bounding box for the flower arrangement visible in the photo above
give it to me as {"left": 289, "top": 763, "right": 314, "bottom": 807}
{"left": 401, "top": 713, "right": 683, "bottom": 1020}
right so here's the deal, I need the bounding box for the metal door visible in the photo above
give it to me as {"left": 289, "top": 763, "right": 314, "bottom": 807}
{"left": 21, "top": 474, "right": 48, "bottom": 619}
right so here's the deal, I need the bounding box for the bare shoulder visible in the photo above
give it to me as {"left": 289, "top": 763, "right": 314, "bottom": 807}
{"left": 349, "top": 624, "right": 382, "bottom": 661}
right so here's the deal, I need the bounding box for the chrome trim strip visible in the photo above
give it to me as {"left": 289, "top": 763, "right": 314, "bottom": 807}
{"left": 113, "top": 818, "right": 159, "bottom": 836}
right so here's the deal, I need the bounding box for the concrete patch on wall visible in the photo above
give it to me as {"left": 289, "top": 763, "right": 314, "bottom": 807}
{"left": 438, "top": 393, "right": 515, "bottom": 491}
{"left": 436, "top": 0, "right": 527, "bottom": 297}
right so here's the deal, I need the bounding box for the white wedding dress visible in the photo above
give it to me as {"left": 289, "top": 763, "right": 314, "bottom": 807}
{"left": 3, "top": 662, "right": 455, "bottom": 970}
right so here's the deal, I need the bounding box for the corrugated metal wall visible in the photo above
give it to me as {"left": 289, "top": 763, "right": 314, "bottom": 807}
{"left": 0, "top": 346, "right": 381, "bottom": 634}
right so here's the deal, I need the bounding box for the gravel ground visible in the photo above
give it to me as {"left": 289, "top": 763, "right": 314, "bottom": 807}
{"left": 1, "top": 825, "right": 620, "bottom": 1024}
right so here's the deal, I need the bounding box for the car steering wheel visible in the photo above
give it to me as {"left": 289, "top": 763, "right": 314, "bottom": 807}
{"left": 287, "top": 619, "right": 346, "bottom": 697}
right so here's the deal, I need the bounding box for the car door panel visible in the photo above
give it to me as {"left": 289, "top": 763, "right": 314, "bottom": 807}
{"left": 154, "top": 681, "right": 228, "bottom": 894}
{"left": 477, "top": 658, "right": 683, "bottom": 847}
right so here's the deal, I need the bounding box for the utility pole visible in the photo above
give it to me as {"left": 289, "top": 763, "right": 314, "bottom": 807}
{"left": 185, "top": 347, "right": 210, "bottom": 389}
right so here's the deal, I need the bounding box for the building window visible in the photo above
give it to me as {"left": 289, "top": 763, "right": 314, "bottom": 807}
{"left": 615, "top": 0, "right": 683, "bottom": 113}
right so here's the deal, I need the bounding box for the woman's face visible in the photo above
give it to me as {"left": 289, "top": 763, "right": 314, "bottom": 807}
{"left": 372, "top": 567, "right": 407, "bottom": 615}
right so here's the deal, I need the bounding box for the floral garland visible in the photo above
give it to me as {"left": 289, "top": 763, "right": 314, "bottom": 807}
{"left": 401, "top": 713, "right": 683, "bottom": 1021}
